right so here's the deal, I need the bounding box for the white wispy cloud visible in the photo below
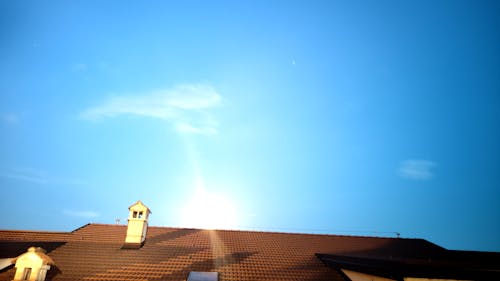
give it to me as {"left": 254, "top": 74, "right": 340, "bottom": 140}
{"left": 71, "top": 63, "right": 88, "bottom": 72}
{"left": 0, "top": 167, "right": 84, "bottom": 186}
{"left": 1, "top": 113, "right": 20, "bottom": 125}
{"left": 80, "top": 83, "right": 222, "bottom": 135}
{"left": 176, "top": 122, "right": 217, "bottom": 135}
{"left": 63, "top": 210, "right": 100, "bottom": 219}
{"left": 398, "top": 159, "right": 436, "bottom": 180}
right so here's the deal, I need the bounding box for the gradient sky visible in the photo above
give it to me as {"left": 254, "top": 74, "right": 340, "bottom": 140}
{"left": 1, "top": 1, "right": 499, "bottom": 252}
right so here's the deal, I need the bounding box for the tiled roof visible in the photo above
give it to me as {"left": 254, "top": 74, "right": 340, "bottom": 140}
{"left": 317, "top": 251, "right": 500, "bottom": 281}
{"left": 0, "top": 224, "right": 447, "bottom": 281}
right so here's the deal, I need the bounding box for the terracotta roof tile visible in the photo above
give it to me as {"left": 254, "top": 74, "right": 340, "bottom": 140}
{"left": 0, "top": 224, "right": 444, "bottom": 281}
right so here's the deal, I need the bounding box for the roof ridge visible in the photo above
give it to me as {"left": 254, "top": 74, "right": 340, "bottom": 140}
{"left": 85, "top": 223, "right": 126, "bottom": 227}
{"left": 150, "top": 224, "right": 410, "bottom": 240}
{"left": 79, "top": 223, "right": 404, "bottom": 239}
{"left": 71, "top": 223, "right": 126, "bottom": 231}
{"left": 0, "top": 229, "right": 71, "bottom": 234}
{"left": 1, "top": 223, "right": 436, "bottom": 245}
{"left": 71, "top": 223, "right": 92, "bottom": 232}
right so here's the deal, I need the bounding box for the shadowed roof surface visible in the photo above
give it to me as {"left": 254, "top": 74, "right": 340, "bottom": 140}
{"left": 0, "top": 223, "right": 446, "bottom": 281}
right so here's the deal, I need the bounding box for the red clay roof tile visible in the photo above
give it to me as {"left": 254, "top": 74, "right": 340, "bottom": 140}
{"left": 0, "top": 223, "right": 445, "bottom": 281}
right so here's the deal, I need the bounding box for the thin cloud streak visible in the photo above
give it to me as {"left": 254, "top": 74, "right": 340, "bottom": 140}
{"left": 80, "top": 83, "right": 222, "bottom": 135}
{"left": 63, "top": 210, "right": 100, "bottom": 219}
{"left": 176, "top": 122, "right": 217, "bottom": 135}
{"left": 71, "top": 63, "right": 88, "bottom": 72}
{"left": 399, "top": 159, "right": 436, "bottom": 180}
{"left": 0, "top": 167, "right": 84, "bottom": 186}
{"left": 1, "top": 113, "right": 20, "bottom": 125}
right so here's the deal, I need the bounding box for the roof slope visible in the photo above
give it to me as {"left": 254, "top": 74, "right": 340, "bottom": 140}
{"left": 0, "top": 224, "right": 443, "bottom": 281}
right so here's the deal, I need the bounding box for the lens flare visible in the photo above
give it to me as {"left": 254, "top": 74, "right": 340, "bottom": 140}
{"left": 182, "top": 188, "right": 237, "bottom": 230}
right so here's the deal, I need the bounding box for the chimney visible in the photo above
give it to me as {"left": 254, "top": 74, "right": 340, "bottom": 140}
{"left": 122, "top": 200, "right": 151, "bottom": 249}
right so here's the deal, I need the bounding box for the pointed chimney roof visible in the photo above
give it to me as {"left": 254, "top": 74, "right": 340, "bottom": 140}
{"left": 128, "top": 200, "right": 152, "bottom": 214}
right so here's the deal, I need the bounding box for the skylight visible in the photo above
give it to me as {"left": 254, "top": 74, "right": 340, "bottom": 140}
{"left": 187, "top": 271, "right": 218, "bottom": 281}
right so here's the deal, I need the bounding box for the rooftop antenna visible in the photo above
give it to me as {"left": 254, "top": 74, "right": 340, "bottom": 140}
{"left": 115, "top": 218, "right": 121, "bottom": 225}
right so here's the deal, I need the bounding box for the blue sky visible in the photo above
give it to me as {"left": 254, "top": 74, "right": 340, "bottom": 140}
{"left": 1, "top": 1, "right": 499, "bottom": 252}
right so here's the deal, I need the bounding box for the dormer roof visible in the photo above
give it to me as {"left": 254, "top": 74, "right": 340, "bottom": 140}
{"left": 11, "top": 247, "right": 55, "bottom": 265}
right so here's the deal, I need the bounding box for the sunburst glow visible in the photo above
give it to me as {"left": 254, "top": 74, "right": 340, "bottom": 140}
{"left": 182, "top": 188, "right": 238, "bottom": 230}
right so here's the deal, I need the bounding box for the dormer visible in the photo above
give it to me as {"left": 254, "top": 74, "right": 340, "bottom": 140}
{"left": 11, "top": 247, "right": 54, "bottom": 281}
{"left": 123, "top": 200, "right": 151, "bottom": 249}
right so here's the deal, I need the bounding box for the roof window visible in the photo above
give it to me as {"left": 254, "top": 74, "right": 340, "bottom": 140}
{"left": 22, "top": 267, "right": 31, "bottom": 280}
{"left": 187, "top": 271, "right": 219, "bottom": 281}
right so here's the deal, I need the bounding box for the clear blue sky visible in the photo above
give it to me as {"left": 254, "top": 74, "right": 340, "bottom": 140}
{"left": 1, "top": 1, "right": 499, "bottom": 252}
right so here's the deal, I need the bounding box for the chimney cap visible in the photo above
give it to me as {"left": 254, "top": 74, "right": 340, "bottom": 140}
{"left": 128, "top": 200, "right": 152, "bottom": 214}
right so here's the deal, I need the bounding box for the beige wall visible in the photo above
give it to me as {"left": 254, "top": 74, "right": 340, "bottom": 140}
{"left": 125, "top": 218, "right": 148, "bottom": 243}
{"left": 342, "top": 269, "right": 473, "bottom": 281}
{"left": 404, "top": 277, "right": 472, "bottom": 281}
{"left": 13, "top": 251, "right": 51, "bottom": 281}
{"left": 342, "top": 269, "right": 396, "bottom": 281}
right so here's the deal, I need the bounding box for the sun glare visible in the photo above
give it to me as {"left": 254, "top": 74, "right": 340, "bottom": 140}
{"left": 182, "top": 188, "right": 238, "bottom": 230}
